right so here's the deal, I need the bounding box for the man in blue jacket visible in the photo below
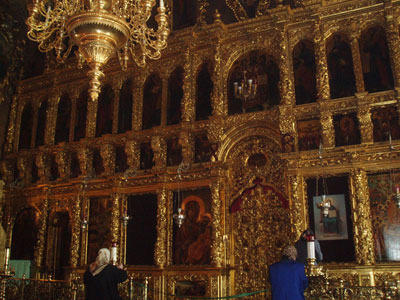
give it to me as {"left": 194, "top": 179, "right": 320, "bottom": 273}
{"left": 269, "top": 245, "right": 308, "bottom": 300}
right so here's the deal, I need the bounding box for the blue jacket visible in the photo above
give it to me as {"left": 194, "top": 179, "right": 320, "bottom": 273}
{"left": 269, "top": 259, "right": 308, "bottom": 300}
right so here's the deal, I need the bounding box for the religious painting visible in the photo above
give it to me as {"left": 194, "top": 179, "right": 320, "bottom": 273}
{"left": 175, "top": 281, "right": 207, "bottom": 297}
{"left": 167, "top": 67, "right": 183, "bottom": 126}
{"left": 115, "top": 146, "right": 128, "bottom": 174}
{"left": 140, "top": 142, "right": 154, "bottom": 170}
{"left": 173, "top": 0, "right": 197, "bottom": 30}
{"left": 96, "top": 84, "right": 114, "bottom": 137}
{"left": 19, "top": 103, "right": 33, "bottom": 150}
{"left": 228, "top": 51, "right": 280, "bottom": 115}
{"left": 126, "top": 194, "right": 158, "bottom": 265}
{"left": 371, "top": 106, "right": 400, "bottom": 143}
{"left": 196, "top": 62, "right": 213, "bottom": 121}
{"left": 194, "top": 134, "right": 212, "bottom": 163}
{"left": 360, "top": 26, "right": 394, "bottom": 93}
{"left": 333, "top": 113, "right": 361, "bottom": 147}
{"left": 142, "top": 74, "right": 162, "bottom": 130}
{"left": 282, "top": 134, "right": 295, "bottom": 153}
{"left": 368, "top": 172, "right": 400, "bottom": 262}
{"left": 307, "top": 176, "right": 355, "bottom": 262}
{"left": 167, "top": 137, "right": 182, "bottom": 167}
{"left": 293, "top": 40, "right": 317, "bottom": 105}
{"left": 173, "top": 188, "right": 212, "bottom": 265}
{"left": 11, "top": 207, "right": 39, "bottom": 260}
{"left": 35, "top": 99, "right": 47, "bottom": 147}
{"left": 313, "top": 194, "right": 349, "bottom": 241}
{"left": 55, "top": 94, "right": 71, "bottom": 144}
{"left": 327, "top": 34, "right": 356, "bottom": 99}
{"left": 297, "top": 119, "right": 321, "bottom": 151}
{"left": 93, "top": 149, "right": 104, "bottom": 176}
{"left": 74, "top": 90, "right": 87, "bottom": 141}
{"left": 118, "top": 79, "right": 133, "bottom": 134}
{"left": 87, "top": 197, "right": 112, "bottom": 264}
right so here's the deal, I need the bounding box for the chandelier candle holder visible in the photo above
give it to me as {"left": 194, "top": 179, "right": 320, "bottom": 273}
{"left": 121, "top": 210, "right": 131, "bottom": 227}
{"left": 233, "top": 70, "right": 257, "bottom": 110}
{"left": 26, "top": 0, "right": 170, "bottom": 101}
{"left": 111, "top": 242, "right": 118, "bottom": 265}
{"left": 317, "top": 195, "right": 331, "bottom": 218}
{"left": 173, "top": 208, "right": 185, "bottom": 228}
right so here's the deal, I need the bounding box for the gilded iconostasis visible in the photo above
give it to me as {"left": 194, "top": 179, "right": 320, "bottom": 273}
{"left": 1, "top": 0, "right": 400, "bottom": 298}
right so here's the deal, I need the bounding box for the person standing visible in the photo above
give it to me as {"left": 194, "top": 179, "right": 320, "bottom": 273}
{"left": 84, "top": 248, "right": 128, "bottom": 300}
{"left": 295, "top": 229, "right": 323, "bottom": 265}
{"left": 269, "top": 245, "right": 308, "bottom": 300}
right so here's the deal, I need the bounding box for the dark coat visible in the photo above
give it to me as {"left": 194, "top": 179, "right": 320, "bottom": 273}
{"left": 269, "top": 259, "right": 308, "bottom": 300}
{"left": 84, "top": 264, "right": 128, "bottom": 300}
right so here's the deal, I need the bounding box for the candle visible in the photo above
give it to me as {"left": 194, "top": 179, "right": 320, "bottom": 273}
{"left": 159, "top": 0, "right": 164, "bottom": 9}
{"left": 111, "top": 243, "right": 118, "bottom": 265}
{"left": 4, "top": 248, "right": 10, "bottom": 271}
{"left": 396, "top": 186, "right": 399, "bottom": 194}
{"left": 306, "top": 235, "right": 315, "bottom": 259}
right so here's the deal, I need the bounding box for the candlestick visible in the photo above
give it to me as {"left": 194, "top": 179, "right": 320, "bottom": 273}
{"left": 306, "top": 235, "right": 316, "bottom": 260}
{"left": 111, "top": 243, "right": 118, "bottom": 265}
{"left": 3, "top": 248, "right": 9, "bottom": 271}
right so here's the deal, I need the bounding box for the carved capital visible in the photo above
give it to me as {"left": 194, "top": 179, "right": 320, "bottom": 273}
{"left": 55, "top": 150, "right": 71, "bottom": 180}
{"left": 100, "top": 144, "right": 116, "bottom": 176}
{"left": 17, "top": 155, "right": 32, "bottom": 186}
{"left": 151, "top": 136, "right": 166, "bottom": 169}
{"left": 35, "top": 152, "right": 51, "bottom": 182}
{"left": 125, "top": 140, "right": 140, "bottom": 171}
{"left": 77, "top": 147, "right": 94, "bottom": 179}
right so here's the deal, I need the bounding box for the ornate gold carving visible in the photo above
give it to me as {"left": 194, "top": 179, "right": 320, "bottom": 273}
{"left": 288, "top": 174, "right": 306, "bottom": 240}
{"left": 77, "top": 147, "right": 94, "bottom": 179}
{"left": 356, "top": 95, "right": 374, "bottom": 144}
{"left": 319, "top": 102, "right": 335, "bottom": 149}
{"left": 385, "top": 15, "right": 400, "bottom": 88}
{"left": 100, "top": 144, "right": 116, "bottom": 176}
{"left": 0, "top": 160, "right": 14, "bottom": 186}
{"left": 56, "top": 150, "right": 71, "bottom": 180}
{"left": 151, "top": 136, "right": 167, "bottom": 169}
{"left": 179, "top": 129, "right": 194, "bottom": 164}
{"left": 36, "top": 152, "right": 51, "bottom": 182}
{"left": 155, "top": 188, "right": 168, "bottom": 268}
{"left": 111, "top": 192, "right": 120, "bottom": 244}
{"left": 211, "top": 180, "right": 223, "bottom": 267}
{"left": 313, "top": 18, "right": 330, "bottom": 101}
{"left": 34, "top": 191, "right": 49, "bottom": 269}
{"left": 125, "top": 140, "right": 140, "bottom": 171}
{"left": 17, "top": 155, "right": 32, "bottom": 186}
{"left": 70, "top": 194, "right": 81, "bottom": 268}
{"left": 86, "top": 99, "right": 98, "bottom": 138}
{"left": 182, "top": 48, "right": 195, "bottom": 123}
{"left": 350, "top": 34, "right": 365, "bottom": 93}
{"left": 349, "top": 168, "right": 375, "bottom": 265}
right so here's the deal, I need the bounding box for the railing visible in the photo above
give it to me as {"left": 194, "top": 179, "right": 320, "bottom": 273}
{"left": 305, "top": 279, "right": 400, "bottom": 300}
{"left": 0, "top": 275, "right": 399, "bottom": 300}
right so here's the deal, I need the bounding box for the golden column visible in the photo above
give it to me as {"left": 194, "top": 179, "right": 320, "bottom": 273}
{"left": 133, "top": 75, "right": 146, "bottom": 131}
{"left": 45, "top": 92, "right": 60, "bottom": 145}
{"left": 155, "top": 188, "right": 168, "bottom": 268}
{"left": 111, "top": 191, "right": 121, "bottom": 260}
{"left": 313, "top": 18, "right": 330, "bottom": 101}
{"left": 288, "top": 173, "right": 307, "bottom": 240}
{"left": 349, "top": 168, "right": 375, "bottom": 265}
{"left": 86, "top": 97, "right": 98, "bottom": 138}
{"left": 385, "top": 12, "right": 400, "bottom": 89}
{"left": 182, "top": 47, "right": 195, "bottom": 123}
{"left": 70, "top": 193, "right": 81, "bottom": 268}
{"left": 357, "top": 97, "right": 374, "bottom": 145}
{"left": 211, "top": 178, "right": 224, "bottom": 267}
{"left": 34, "top": 189, "right": 49, "bottom": 270}
{"left": 349, "top": 31, "right": 366, "bottom": 93}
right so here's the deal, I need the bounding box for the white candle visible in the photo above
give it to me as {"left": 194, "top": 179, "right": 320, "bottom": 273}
{"left": 307, "top": 236, "right": 315, "bottom": 259}
{"left": 111, "top": 245, "right": 117, "bottom": 264}
{"left": 160, "top": 0, "right": 164, "bottom": 9}
{"left": 4, "top": 248, "right": 10, "bottom": 270}
{"left": 396, "top": 186, "right": 399, "bottom": 194}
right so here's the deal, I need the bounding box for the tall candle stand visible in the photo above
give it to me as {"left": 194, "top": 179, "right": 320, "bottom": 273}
{"left": 0, "top": 248, "right": 14, "bottom": 300}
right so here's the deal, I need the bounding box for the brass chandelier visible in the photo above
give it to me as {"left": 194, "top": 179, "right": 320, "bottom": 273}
{"left": 26, "top": 0, "right": 169, "bottom": 101}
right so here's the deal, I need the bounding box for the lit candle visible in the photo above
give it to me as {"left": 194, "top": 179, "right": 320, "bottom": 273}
{"left": 159, "top": 0, "right": 164, "bottom": 9}
{"left": 248, "top": 79, "right": 253, "bottom": 87}
{"left": 4, "top": 248, "right": 10, "bottom": 271}
{"left": 396, "top": 186, "right": 400, "bottom": 194}
{"left": 389, "top": 132, "right": 392, "bottom": 145}
{"left": 306, "top": 235, "right": 315, "bottom": 260}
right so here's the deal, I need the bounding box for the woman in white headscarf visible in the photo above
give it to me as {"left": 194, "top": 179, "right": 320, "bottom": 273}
{"left": 84, "top": 248, "right": 128, "bottom": 300}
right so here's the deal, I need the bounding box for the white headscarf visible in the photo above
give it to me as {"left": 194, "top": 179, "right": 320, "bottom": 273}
{"left": 91, "top": 248, "right": 111, "bottom": 276}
